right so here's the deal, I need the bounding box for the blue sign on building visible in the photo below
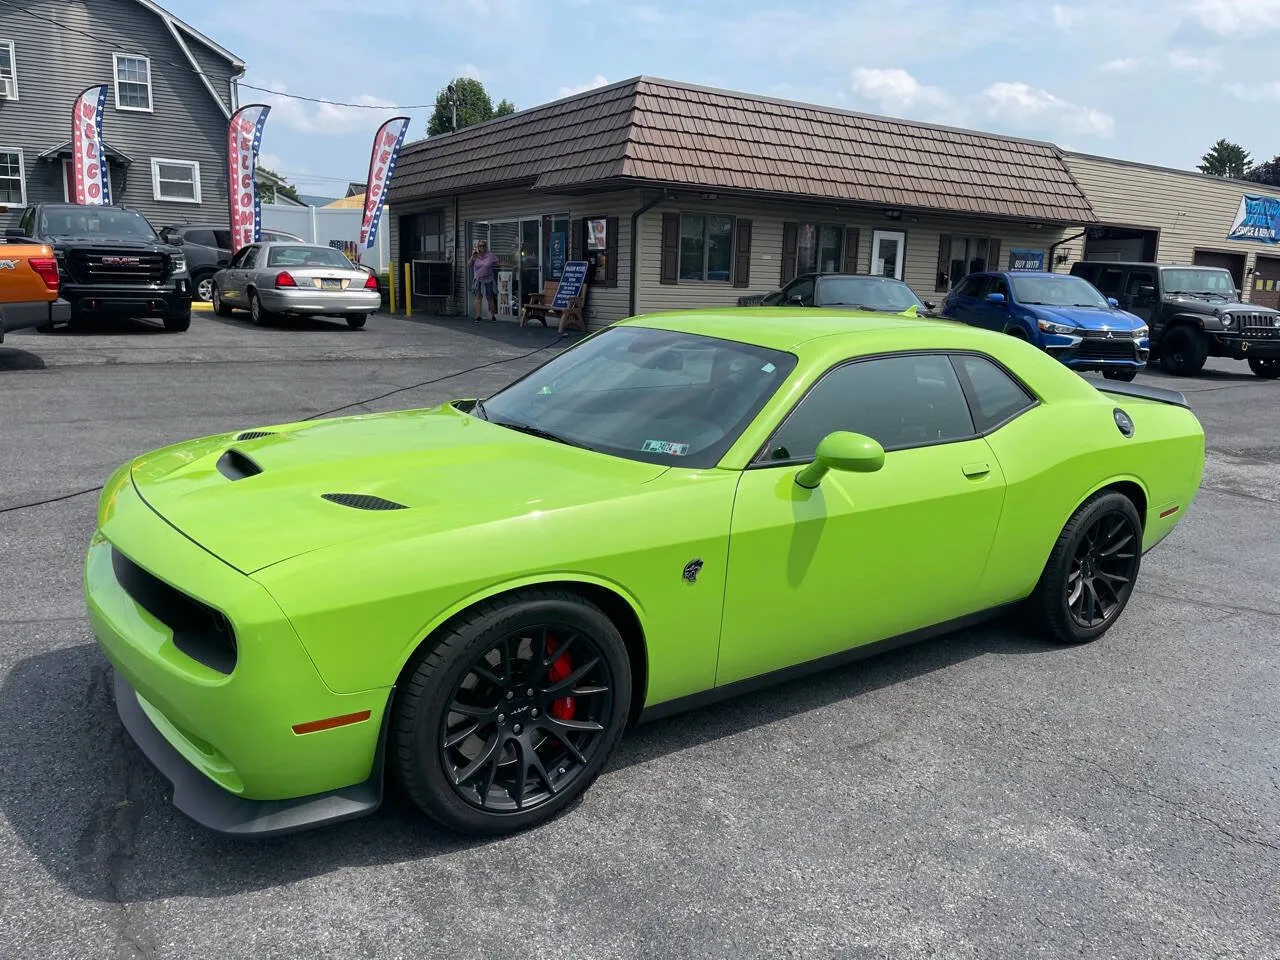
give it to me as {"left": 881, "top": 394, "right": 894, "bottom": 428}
{"left": 1008, "top": 248, "right": 1046, "bottom": 271}
{"left": 552, "top": 261, "right": 588, "bottom": 309}
{"left": 1227, "top": 195, "right": 1280, "bottom": 244}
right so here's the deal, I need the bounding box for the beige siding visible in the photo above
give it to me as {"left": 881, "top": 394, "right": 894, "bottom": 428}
{"left": 1065, "top": 152, "right": 1280, "bottom": 300}
{"left": 635, "top": 199, "right": 1072, "bottom": 315}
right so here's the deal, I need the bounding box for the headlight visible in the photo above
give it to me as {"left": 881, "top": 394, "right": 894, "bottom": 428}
{"left": 171, "top": 253, "right": 187, "bottom": 274}
{"left": 1219, "top": 313, "right": 1233, "bottom": 328}
{"left": 1132, "top": 325, "right": 1149, "bottom": 338}
{"left": 1037, "top": 317, "right": 1078, "bottom": 335}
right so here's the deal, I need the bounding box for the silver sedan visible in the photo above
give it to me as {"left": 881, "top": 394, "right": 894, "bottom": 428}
{"left": 211, "top": 242, "right": 381, "bottom": 329}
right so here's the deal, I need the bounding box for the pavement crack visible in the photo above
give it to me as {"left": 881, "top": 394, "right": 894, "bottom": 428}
{"left": 1142, "top": 589, "right": 1280, "bottom": 620}
{"left": 1199, "top": 484, "right": 1280, "bottom": 507}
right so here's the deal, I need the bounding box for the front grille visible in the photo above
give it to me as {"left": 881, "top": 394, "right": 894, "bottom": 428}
{"left": 1232, "top": 312, "right": 1280, "bottom": 336}
{"left": 70, "top": 250, "right": 168, "bottom": 285}
{"left": 321, "top": 492, "right": 407, "bottom": 511}
{"left": 1076, "top": 339, "right": 1138, "bottom": 361}
{"left": 111, "top": 548, "right": 237, "bottom": 674}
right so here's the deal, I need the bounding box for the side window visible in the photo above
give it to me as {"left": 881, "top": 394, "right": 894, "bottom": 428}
{"left": 786, "top": 277, "right": 815, "bottom": 305}
{"left": 968, "top": 276, "right": 993, "bottom": 299}
{"left": 18, "top": 206, "right": 34, "bottom": 236}
{"left": 953, "top": 277, "right": 978, "bottom": 298}
{"left": 762, "top": 354, "right": 976, "bottom": 462}
{"left": 1095, "top": 268, "right": 1124, "bottom": 295}
{"left": 212, "top": 230, "right": 232, "bottom": 250}
{"left": 989, "top": 276, "right": 1010, "bottom": 300}
{"left": 952, "top": 354, "right": 1035, "bottom": 433}
{"left": 186, "top": 229, "right": 215, "bottom": 248}
{"left": 230, "top": 245, "right": 256, "bottom": 269}
{"left": 1125, "top": 271, "right": 1155, "bottom": 296}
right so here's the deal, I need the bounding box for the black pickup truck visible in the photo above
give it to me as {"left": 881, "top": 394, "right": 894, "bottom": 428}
{"left": 8, "top": 203, "right": 192, "bottom": 332}
{"left": 1071, "top": 260, "right": 1280, "bottom": 377}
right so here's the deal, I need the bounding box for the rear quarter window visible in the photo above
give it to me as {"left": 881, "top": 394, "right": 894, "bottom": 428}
{"left": 952, "top": 354, "right": 1036, "bottom": 433}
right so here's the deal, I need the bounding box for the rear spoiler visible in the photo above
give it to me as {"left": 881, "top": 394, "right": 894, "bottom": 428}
{"left": 1081, "top": 376, "right": 1189, "bottom": 408}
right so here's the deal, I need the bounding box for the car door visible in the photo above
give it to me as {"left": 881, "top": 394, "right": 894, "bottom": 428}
{"left": 975, "top": 275, "right": 1012, "bottom": 332}
{"left": 945, "top": 276, "right": 986, "bottom": 325}
{"left": 716, "top": 352, "right": 1008, "bottom": 685}
{"left": 223, "top": 245, "right": 256, "bottom": 302}
{"left": 1122, "top": 268, "right": 1158, "bottom": 324}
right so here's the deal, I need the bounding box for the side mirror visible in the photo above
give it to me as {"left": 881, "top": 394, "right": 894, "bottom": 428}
{"left": 168, "top": 235, "right": 184, "bottom": 245}
{"left": 795, "top": 432, "right": 885, "bottom": 489}
{"left": 1107, "top": 297, "right": 1119, "bottom": 308}
{"left": 1138, "top": 285, "right": 1156, "bottom": 296}
{"left": 4, "top": 228, "right": 26, "bottom": 239}
{"left": 788, "top": 295, "right": 805, "bottom": 306}
{"left": 923, "top": 300, "right": 937, "bottom": 310}
{"left": 985, "top": 292, "right": 1007, "bottom": 305}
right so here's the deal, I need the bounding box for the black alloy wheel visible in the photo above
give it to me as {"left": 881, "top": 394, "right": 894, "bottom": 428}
{"left": 1033, "top": 491, "right": 1143, "bottom": 643}
{"left": 1159, "top": 326, "right": 1207, "bottom": 376}
{"left": 393, "top": 589, "right": 631, "bottom": 836}
{"left": 1248, "top": 357, "right": 1280, "bottom": 379}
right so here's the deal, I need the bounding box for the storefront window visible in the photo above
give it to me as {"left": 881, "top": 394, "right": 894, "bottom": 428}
{"left": 680, "top": 213, "right": 735, "bottom": 282}
{"left": 937, "top": 235, "right": 1000, "bottom": 290}
{"left": 584, "top": 217, "right": 608, "bottom": 282}
{"left": 794, "top": 222, "right": 844, "bottom": 275}
{"left": 400, "top": 210, "right": 444, "bottom": 264}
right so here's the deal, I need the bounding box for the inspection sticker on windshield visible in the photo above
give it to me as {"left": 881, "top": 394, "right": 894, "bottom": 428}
{"left": 642, "top": 440, "right": 690, "bottom": 456}
{"left": 761, "top": 362, "right": 776, "bottom": 373}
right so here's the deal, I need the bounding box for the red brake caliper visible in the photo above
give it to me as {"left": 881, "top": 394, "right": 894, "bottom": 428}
{"left": 544, "top": 635, "right": 576, "bottom": 720}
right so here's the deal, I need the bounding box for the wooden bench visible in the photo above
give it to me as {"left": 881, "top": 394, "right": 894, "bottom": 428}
{"left": 520, "top": 279, "right": 587, "bottom": 334}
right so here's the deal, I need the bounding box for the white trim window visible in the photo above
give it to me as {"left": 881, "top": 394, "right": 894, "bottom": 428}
{"left": 62, "top": 158, "right": 114, "bottom": 202}
{"left": 0, "top": 148, "right": 25, "bottom": 206}
{"left": 871, "top": 229, "right": 906, "bottom": 281}
{"left": 113, "top": 53, "right": 153, "bottom": 111}
{"left": 151, "top": 158, "right": 201, "bottom": 203}
{"left": 0, "top": 39, "right": 17, "bottom": 101}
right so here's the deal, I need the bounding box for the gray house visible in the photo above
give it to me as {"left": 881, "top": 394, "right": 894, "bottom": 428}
{"left": 0, "top": 0, "right": 244, "bottom": 232}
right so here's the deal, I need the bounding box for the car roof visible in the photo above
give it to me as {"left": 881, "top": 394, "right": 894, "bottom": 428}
{"left": 1075, "top": 261, "right": 1220, "bottom": 271}
{"left": 622, "top": 308, "right": 979, "bottom": 352}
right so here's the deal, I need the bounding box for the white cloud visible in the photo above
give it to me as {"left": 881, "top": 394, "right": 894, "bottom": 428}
{"left": 257, "top": 82, "right": 400, "bottom": 135}
{"left": 456, "top": 63, "right": 486, "bottom": 81}
{"left": 557, "top": 75, "right": 610, "bottom": 98}
{"left": 1051, "top": 3, "right": 1082, "bottom": 28}
{"left": 983, "top": 81, "right": 1115, "bottom": 137}
{"left": 1192, "top": 0, "right": 1280, "bottom": 34}
{"left": 1100, "top": 57, "right": 1139, "bottom": 72}
{"left": 851, "top": 67, "right": 950, "bottom": 113}
{"left": 1225, "top": 80, "right": 1280, "bottom": 101}
{"left": 1168, "top": 49, "right": 1221, "bottom": 74}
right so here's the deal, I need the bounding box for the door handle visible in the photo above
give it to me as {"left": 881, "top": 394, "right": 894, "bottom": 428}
{"left": 962, "top": 461, "right": 991, "bottom": 478}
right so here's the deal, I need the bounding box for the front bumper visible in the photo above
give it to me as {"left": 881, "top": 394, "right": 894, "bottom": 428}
{"left": 85, "top": 472, "right": 391, "bottom": 835}
{"left": 65, "top": 281, "right": 192, "bottom": 320}
{"left": 1209, "top": 332, "right": 1280, "bottom": 359}
{"left": 257, "top": 288, "right": 380, "bottom": 315}
{"left": 1045, "top": 333, "right": 1149, "bottom": 370}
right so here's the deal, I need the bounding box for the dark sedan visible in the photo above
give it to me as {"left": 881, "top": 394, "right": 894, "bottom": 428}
{"left": 745, "top": 273, "right": 937, "bottom": 315}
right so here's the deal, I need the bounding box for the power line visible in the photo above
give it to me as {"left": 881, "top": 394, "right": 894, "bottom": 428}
{"left": 238, "top": 82, "right": 435, "bottom": 111}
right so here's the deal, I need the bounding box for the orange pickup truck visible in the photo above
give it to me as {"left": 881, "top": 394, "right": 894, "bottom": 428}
{"left": 0, "top": 236, "right": 70, "bottom": 343}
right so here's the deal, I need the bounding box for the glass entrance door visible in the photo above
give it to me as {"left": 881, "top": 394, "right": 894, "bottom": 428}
{"left": 519, "top": 218, "right": 542, "bottom": 311}
{"left": 871, "top": 230, "right": 906, "bottom": 280}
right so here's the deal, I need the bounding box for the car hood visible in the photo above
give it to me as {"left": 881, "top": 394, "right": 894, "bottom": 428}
{"left": 129, "top": 403, "right": 668, "bottom": 574}
{"left": 1031, "top": 305, "right": 1145, "bottom": 331}
{"left": 49, "top": 236, "right": 168, "bottom": 252}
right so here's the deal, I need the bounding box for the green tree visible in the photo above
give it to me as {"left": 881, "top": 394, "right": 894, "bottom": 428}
{"left": 426, "top": 78, "right": 517, "bottom": 136}
{"left": 1198, "top": 139, "right": 1252, "bottom": 178}
{"left": 1244, "top": 154, "right": 1280, "bottom": 186}
{"left": 257, "top": 166, "right": 300, "bottom": 203}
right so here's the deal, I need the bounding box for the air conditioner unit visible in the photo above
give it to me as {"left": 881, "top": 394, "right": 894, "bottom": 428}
{"left": 0, "top": 77, "right": 13, "bottom": 99}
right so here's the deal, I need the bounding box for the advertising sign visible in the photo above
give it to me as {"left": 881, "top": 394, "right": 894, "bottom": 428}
{"left": 227, "top": 104, "right": 271, "bottom": 253}
{"left": 586, "top": 218, "right": 607, "bottom": 250}
{"left": 497, "top": 269, "right": 515, "bottom": 316}
{"left": 1008, "top": 248, "right": 1046, "bottom": 271}
{"left": 549, "top": 232, "right": 566, "bottom": 279}
{"left": 1227, "top": 195, "right": 1280, "bottom": 244}
{"left": 359, "top": 116, "right": 410, "bottom": 249}
{"left": 552, "top": 260, "right": 588, "bottom": 309}
{"left": 71, "top": 85, "right": 111, "bottom": 205}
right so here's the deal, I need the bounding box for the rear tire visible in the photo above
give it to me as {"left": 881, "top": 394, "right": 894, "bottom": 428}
{"left": 1248, "top": 357, "right": 1280, "bottom": 379}
{"left": 391, "top": 588, "right": 631, "bottom": 836}
{"left": 212, "top": 284, "right": 233, "bottom": 317}
{"left": 1004, "top": 326, "right": 1029, "bottom": 340}
{"left": 1159, "top": 326, "right": 1207, "bottom": 376}
{"left": 162, "top": 312, "right": 191, "bottom": 333}
{"left": 344, "top": 313, "right": 367, "bottom": 330}
{"left": 193, "top": 272, "right": 216, "bottom": 303}
{"left": 1032, "top": 491, "right": 1143, "bottom": 644}
{"left": 1103, "top": 367, "right": 1137, "bottom": 382}
{"left": 248, "top": 291, "right": 272, "bottom": 327}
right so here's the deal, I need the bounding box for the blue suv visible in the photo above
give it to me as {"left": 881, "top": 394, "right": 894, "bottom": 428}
{"left": 941, "top": 271, "right": 1150, "bottom": 380}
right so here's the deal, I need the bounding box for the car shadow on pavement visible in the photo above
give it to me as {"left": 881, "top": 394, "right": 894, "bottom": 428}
{"left": 0, "top": 619, "right": 1048, "bottom": 905}
{"left": 0, "top": 348, "right": 47, "bottom": 371}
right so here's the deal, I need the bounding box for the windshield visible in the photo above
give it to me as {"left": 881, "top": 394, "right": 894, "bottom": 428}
{"left": 479, "top": 326, "right": 798, "bottom": 468}
{"left": 1011, "top": 275, "right": 1109, "bottom": 308}
{"left": 815, "top": 277, "right": 923, "bottom": 311}
{"left": 1163, "top": 268, "right": 1237, "bottom": 297}
{"left": 266, "top": 245, "right": 355, "bottom": 268}
{"left": 39, "top": 207, "right": 156, "bottom": 240}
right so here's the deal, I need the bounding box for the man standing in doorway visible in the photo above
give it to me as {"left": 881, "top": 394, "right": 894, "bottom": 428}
{"left": 469, "top": 240, "right": 500, "bottom": 321}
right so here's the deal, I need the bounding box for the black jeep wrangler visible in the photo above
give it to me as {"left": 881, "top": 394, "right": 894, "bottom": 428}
{"left": 1071, "top": 261, "right": 1280, "bottom": 378}
{"left": 10, "top": 203, "right": 192, "bottom": 332}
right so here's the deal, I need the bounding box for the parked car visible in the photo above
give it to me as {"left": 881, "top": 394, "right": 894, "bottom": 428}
{"left": 160, "top": 224, "right": 306, "bottom": 303}
{"left": 747, "top": 273, "right": 937, "bottom": 315}
{"left": 941, "top": 271, "right": 1149, "bottom": 381}
{"left": 0, "top": 235, "right": 70, "bottom": 341}
{"left": 12, "top": 204, "right": 191, "bottom": 332}
{"left": 210, "top": 242, "right": 380, "bottom": 328}
{"left": 86, "top": 310, "right": 1205, "bottom": 837}
{"left": 1070, "top": 261, "right": 1280, "bottom": 378}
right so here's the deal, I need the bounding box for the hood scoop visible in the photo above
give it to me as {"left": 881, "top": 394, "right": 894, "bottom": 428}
{"left": 216, "top": 449, "right": 262, "bottom": 481}
{"left": 235, "top": 430, "right": 275, "bottom": 441}
{"left": 321, "top": 493, "right": 407, "bottom": 511}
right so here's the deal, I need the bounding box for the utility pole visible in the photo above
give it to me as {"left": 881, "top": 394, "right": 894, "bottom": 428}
{"left": 447, "top": 83, "right": 457, "bottom": 134}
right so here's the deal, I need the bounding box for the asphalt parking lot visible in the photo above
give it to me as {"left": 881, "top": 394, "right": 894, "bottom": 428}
{"left": 1, "top": 310, "right": 1277, "bottom": 960}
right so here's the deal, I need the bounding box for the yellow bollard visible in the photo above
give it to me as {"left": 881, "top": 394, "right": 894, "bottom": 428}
{"left": 404, "top": 263, "right": 412, "bottom": 317}
{"left": 388, "top": 264, "right": 397, "bottom": 315}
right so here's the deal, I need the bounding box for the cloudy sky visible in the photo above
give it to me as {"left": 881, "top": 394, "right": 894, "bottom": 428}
{"left": 165, "top": 0, "right": 1276, "bottom": 198}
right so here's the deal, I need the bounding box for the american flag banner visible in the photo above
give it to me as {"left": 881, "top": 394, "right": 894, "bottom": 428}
{"left": 227, "top": 104, "right": 271, "bottom": 253}
{"left": 360, "top": 117, "right": 410, "bottom": 249}
{"left": 71, "top": 85, "right": 111, "bottom": 205}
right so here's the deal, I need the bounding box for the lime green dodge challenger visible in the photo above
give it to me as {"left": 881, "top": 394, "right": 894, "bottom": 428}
{"left": 85, "top": 309, "right": 1205, "bottom": 837}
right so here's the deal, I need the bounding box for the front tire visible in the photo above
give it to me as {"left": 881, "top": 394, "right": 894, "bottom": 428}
{"left": 1159, "top": 326, "right": 1207, "bottom": 376}
{"left": 162, "top": 312, "right": 191, "bottom": 333}
{"left": 392, "top": 589, "right": 631, "bottom": 836}
{"left": 194, "top": 272, "right": 216, "bottom": 303}
{"left": 1103, "top": 367, "right": 1138, "bottom": 382}
{"left": 1032, "top": 491, "right": 1142, "bottom": 644}
{"left": 1248, "top": 357, "right": 1280, "bottom": 379}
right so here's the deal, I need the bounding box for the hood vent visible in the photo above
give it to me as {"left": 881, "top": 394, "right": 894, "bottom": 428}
{"left": 216, "top": 449, "right": 263, "bottom": 481}
{"left": 321, "top": 493, "right": 407, "bottom": 511}
{"left": 235, "top": 430, "right": 275, "bottom": 441}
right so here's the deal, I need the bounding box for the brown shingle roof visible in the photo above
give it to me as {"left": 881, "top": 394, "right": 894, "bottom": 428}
{"left": 389, "top": 77, "right": 1095, "bottom": 223}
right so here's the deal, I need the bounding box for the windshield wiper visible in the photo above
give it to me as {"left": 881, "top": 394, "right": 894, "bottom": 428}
{"left": 492, "top": 418, "right": 589, "bottom": 449}
{"left": 825, "top": 302, "right": 890, "bottom": 311}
